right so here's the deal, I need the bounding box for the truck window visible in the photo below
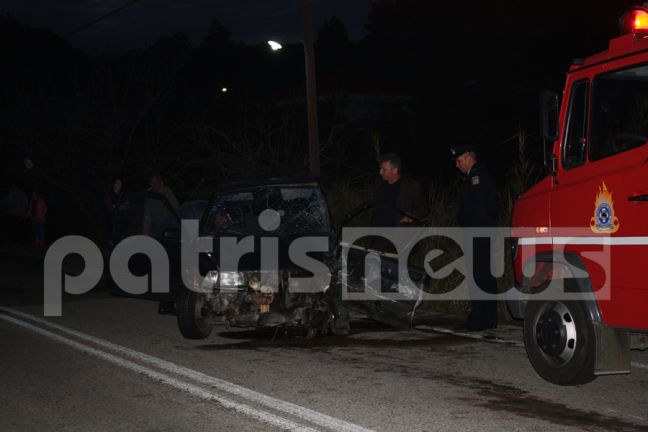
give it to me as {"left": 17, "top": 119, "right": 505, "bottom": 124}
{"left": 563, "top": 80, "right": 589, "bottom": 169}
{"left": 589, "top": 64, "right": 648, "bottom": 161}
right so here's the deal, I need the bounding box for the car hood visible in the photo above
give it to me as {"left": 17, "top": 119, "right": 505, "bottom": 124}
{"left": 203, "top": 233, "right": 334, "bottom": 273}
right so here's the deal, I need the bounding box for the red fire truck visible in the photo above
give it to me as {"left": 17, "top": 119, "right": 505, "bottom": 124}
{"left": 509, "top": 6, "right": 648, "bottom": 385}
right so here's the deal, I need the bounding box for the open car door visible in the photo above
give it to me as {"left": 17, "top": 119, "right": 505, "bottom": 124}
{"left": 337, "top": 202, "right": 430, "bottom": 329}
{"left": 106, "top": 191, "right": 184, "bottom": 301}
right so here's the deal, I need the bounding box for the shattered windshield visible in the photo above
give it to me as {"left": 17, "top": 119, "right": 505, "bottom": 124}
{"left": 203, "top": 185, "right": 330, "bottom": 236}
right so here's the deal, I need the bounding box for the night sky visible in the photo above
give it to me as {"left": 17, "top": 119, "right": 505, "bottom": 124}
{"left": 3, "top": 0, "right": 373, "bottom": 52}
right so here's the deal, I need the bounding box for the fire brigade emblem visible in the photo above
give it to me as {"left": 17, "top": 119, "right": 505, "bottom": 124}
{"left": 590, "top": 182, "right": 619, "bottom": 233}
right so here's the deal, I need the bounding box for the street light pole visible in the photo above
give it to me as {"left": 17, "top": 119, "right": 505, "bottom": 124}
{"left": 302, "top": 0, "right": 320, "bottom": 176}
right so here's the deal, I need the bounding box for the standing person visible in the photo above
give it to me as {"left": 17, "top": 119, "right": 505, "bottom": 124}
{"left": 372, "top": 153, "right": 427, "bottom": 227}
{"left": 27, "top": 190, "right": 47, "bottom": 249}
{"left": 6, "top": 184, "right": 29, "bottom": 244}
{"left": 144, "top": 172, "right": 180, "bottom": 237}
{"left": 146, "top": 173, "right": 179, "bottom": 315}
{"left": 147, "top": 173, "right": 179, "bottom": 210}
{"left": 104, "top": 178, "right": 124, "bottom": 238}
{"left": 451, "top": 146, "right": 499, "bottom": 331}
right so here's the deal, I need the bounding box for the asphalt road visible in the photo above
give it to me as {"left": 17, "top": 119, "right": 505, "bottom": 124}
{"left": 1, "top": 247, "right": 648, "bottom": 432}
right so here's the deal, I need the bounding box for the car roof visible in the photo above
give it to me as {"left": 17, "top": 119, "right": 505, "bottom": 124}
{"left": 218, "top": 176, "right": 321, "bottom": 192}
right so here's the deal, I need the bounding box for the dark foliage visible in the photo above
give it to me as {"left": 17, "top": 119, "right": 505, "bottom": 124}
{"left": 0, "top": 1, "right": 638, "bottom": 240}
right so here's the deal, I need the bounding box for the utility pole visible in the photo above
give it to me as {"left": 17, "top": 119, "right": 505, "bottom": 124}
{"left": 302, "top": 0, "right": 320, "bottom": 176}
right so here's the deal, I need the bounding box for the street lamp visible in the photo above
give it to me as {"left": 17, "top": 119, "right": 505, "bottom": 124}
{"left": 267, "top": 40, "right": 283, "bottom": 51}
{"left": 267, "top": 2, "right": 320, "bottom": 176}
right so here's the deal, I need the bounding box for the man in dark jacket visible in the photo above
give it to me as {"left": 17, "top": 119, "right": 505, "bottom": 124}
{"left": 372, "top": 153, "right": 427, "bottom": 227}
{"left": 452, "top": 146, "right": 499, "bottom": 331}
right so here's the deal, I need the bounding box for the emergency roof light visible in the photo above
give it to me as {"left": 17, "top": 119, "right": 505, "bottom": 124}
{"left": 621, "top": 6, "right": 648, "bottom": 35}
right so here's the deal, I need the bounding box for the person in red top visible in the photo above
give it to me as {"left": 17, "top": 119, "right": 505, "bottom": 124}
{"left": 27, "top": 190, "right": 47, "bottom": 248}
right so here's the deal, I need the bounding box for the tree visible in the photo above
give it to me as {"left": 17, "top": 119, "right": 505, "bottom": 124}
{"left": 200, "top": 18, "right": 232, "bottom": 50}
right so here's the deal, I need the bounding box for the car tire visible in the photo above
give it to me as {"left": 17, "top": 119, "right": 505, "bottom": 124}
{"left": 177, "top": 289, "right": 214, "bottom": 339}
{"left": 523, "top": 300, "right": 596, "bottom": 385}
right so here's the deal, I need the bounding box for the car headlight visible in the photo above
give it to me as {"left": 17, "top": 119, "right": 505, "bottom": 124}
{"left": 219, "top": 271, "right": 247, "bottom": 288}
{"left": 200, "top": 270, "right": 220, "bottom": 291}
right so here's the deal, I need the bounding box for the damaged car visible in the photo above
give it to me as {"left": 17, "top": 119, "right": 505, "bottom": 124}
{"left": 108, "top": 177, "right": 430, "bottom": 339}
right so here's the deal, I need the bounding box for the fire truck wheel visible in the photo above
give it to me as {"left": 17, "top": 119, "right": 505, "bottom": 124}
{"left": 177, "top": 290, "right": 214, "bottom": 339}
{"left": 523, "top": 300, "right": 596, "bottom": 385}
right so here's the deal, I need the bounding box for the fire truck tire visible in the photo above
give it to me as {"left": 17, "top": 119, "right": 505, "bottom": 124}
{"left": 523, "top": 300, "right": 596, "bottom": 385}
{"left": 177, "top": 290, "right": 214, "bottom": 339}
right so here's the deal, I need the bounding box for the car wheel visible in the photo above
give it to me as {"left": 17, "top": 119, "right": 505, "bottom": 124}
{"left": 523, "top": 300, "right": 596, "bottom": 385}
{"left": 177, "top": 289, "right": 214, "bottom": 339}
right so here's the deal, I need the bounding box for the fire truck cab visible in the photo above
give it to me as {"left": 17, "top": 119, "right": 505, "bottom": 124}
{"left": 509, "top": 7, "right": 648, "bottom": 385}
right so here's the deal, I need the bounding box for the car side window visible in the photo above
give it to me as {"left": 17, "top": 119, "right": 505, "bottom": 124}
{"left": 563, "top": 80, "right": 589, "bottom": 169}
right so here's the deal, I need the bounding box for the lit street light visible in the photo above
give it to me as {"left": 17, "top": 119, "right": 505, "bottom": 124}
{"left": 267, "top": 40, "right": 283, "bottom": 51}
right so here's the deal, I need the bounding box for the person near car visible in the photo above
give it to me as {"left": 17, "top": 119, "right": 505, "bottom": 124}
{"left": 451, "top": 145, "right": 499, "bottom": 331}
{"left": 27, "top": 189, "right": 47, "bottom": 249}
{"left": 146, "top": 173, "right": 180, "bottom": 315}
{"left": 104, "top": 177, "right": 124, "bottom": 237}
{"left": 372, "top": 153, "right": 427, "bottom": 227}
{"left": 6, "top": 184, "right": 29, "bottom": 244}
{"left": 147, "top": 173, "right": 179, "bottom": 210}
{"left": 144, "top": 172, "right": 180, "bottom": 237}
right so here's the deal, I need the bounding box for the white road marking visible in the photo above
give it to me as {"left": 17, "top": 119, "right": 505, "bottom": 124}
{"left": 0, "top": 313, "right": 317, "bottom": 432}
{"left": 3, "top": 305, "right": 648, "bottom": 427}
{"left": 0, "top": 307, "right": 374, "bottom": 432}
